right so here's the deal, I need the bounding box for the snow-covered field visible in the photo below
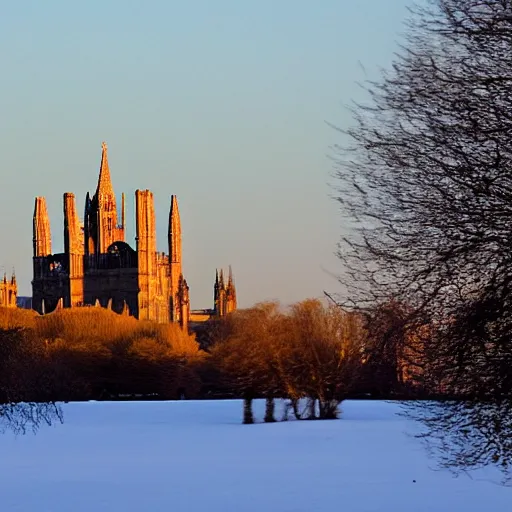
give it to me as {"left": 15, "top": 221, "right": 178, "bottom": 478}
{"left": 0, "top": 399, "right": 509, "bottom": 511}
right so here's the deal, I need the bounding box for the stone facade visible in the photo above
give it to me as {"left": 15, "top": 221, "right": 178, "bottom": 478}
{"left": 0, "top": 272, "right": 17, "bottom": 308}
{"left": 32, "top": 142, "right": 236, "bottom": 327}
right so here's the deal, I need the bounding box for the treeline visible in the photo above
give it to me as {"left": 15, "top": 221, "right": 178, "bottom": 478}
{"left": 206, "top": 299, "right": 432, "bottom": 423}
{"left": 0, "top": 299, "right": 428, "bottom": 423}
{"left": 0, "top": 307, "right": 202, "bottom": 403}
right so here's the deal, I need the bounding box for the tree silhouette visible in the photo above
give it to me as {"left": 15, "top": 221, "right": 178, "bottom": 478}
{"left": 333, "top": 0, "right": 512, "bottom": 478}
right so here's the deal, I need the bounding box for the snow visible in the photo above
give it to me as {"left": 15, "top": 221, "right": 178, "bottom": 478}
{"left": 0, "top": 399, "right": 509, "bottom": 511}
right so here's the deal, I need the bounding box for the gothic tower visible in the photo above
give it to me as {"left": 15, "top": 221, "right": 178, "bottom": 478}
{"left": 9, "top": 272, "right": 17, "bottom": 307}
{"left": 226, "top": 265, "right": 237, "bottom": 313}
{"left": 136, "top": 189, "right": 157, "bottom": 320}
{"left": 217, "top": 269, "right": 226, "bottom": 317}
{"left": 213, "top": 269, "right": 220, "bottom": 311}
{"left": 33, "top": 197, "right": 52, "bottom": 258}
{"left": 84, "top": 142, "right": 125, "bottom": 256}
{"left": 63, "top": 193, "right": 84, "bottom": 307}
{"left": 168, "top": 195, "right": 182, "bottom": 322}
{"left": 32, "top": 197, "right": 52, "bottom": 314}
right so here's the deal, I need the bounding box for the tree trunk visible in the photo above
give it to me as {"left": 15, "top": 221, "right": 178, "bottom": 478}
{"left": 306, "top": 397, "right": 317, "bottom": 420}
{"left": 319, "top": 399, "right": 339, "bottom": 419}
{"left": 264, "top": 396, "right": 276, "bottom": 423}
{"left": 281, "top": 400, "right": 291, "bottom": 421}
{"left": 292, "top": 398, "right": 301, "bottom": 420}
{"left": 327, "top": 400, "right": 340, "bottom": 419}
{"left": 243, "top": 396, "right": 254, "bottom": 424}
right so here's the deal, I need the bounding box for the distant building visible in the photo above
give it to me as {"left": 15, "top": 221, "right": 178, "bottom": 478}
{"left": 189, "top": 267, "right": 238, "bottom": 326}
{"left": 0, "top": 272, "right": 17, "bottom": 308}
{"left": 32, "top": 142, "right": 237, "bottom": 329}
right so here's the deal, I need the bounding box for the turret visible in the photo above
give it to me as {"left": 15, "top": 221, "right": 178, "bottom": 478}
{"left": 136, "top": 189, "right": 157, "bottom": 320}
{"left": 32, "top": 197, "right": 52, "bottom": 314}
{"left": 64, "top": 193, "right": 84, "bottom": 257}
{"left": 168, "top": 195, "right": 183, "bottom": 322}
{"left": 33, "top": 197, "right": 52, "bottom": 257}
{"left": 226, "top": 265, "right": 237, "bottom": 313}
{"left": 214, "top": 269, "right": 219, "bottom": 304}
{"left": 217, "top": 269, "right": 226, "bottom": 316}
{"left": 177, "top": 274, "right": 190, "bottom": 331}
{"left": 84, "top": 191, "right": 94, "bottom": 254}
{"left": 63, "top": 193, "right": 84, "bottom": 307}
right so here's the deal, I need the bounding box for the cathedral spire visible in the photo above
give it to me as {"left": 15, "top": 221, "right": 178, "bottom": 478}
{"left": 95, "top": 141, "right": 115, "bottom": 200}
{"left": 92, "top": 142, "right": 118, "bottom": 253}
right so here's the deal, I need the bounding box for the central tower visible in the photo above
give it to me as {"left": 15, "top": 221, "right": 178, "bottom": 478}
{"left": 84, "top": 142, "right": 125, "bottom": 256}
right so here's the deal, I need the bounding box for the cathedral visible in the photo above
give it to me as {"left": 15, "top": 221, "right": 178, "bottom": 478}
{"left": 31, "top": 142, "right": 237, "bottom": 328}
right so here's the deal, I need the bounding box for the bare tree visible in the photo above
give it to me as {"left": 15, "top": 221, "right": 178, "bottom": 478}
{"left": 211, "top": 303, "right": 284, "bottom": 424}
{"left": 0, "top": 402, "right": 62, "bottom": 435}
{"left": 0, "top": 327, "right": 62, "bottom": 434}
{"left": 212, "top": 300, "right": 365, "bottom": 423}
{"left": 286, "top": 300, "right": 365, "bottom": 419}
{"left": 332, "top": 0, "right": 512, "bottom": 477}
{"left": 359, "top": 299, "right": 428, "bottom": 398}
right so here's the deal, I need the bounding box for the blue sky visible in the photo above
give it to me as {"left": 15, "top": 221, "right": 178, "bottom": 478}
{"left": 0, "top": 0, "right": 412, "bottom": 308}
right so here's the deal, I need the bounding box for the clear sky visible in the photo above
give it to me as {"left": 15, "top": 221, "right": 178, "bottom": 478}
{"left": 0, "top": 0, "right": 412, "bottom": 308}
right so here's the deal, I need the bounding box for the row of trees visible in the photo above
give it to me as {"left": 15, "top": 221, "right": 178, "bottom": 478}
{"left": 0, "top": 307, "right": 202, "bottom": 407}
{"left": 212, "top": 300, "right": 366, "bottom": 423}
{"left": 0, "top": 298, "right": 419, "bottom": 430}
